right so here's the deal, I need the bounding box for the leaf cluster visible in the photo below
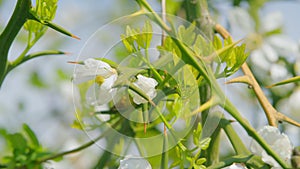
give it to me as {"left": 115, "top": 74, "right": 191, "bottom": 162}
{"left": 0, "top": 124, "right": 51, "bottom": 169}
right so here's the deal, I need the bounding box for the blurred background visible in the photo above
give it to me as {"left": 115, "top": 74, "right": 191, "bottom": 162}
{"left": 0, "top": 0, "right": 300, "bottom": 168}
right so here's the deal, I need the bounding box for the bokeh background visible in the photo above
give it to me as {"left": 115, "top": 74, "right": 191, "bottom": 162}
{"left": 0, "top": 0, "right": 300, "bottom": 168}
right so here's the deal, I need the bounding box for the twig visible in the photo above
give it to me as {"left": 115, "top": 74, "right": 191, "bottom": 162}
{"left": 214, "top": 23, "right": 300, "bottom": 128}
{"left": 37, "top": 120, "right": 122, "bottom": 163}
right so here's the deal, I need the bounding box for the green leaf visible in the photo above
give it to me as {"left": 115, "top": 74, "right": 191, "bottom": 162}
{"left": 178, "top": 24, "right": 196, "bottom": 46}
{"left": 196, "top": 158, "right": 207, "bottom": 165}
{"left": 193, "top": 34, "right": 213, "bottom": 57}
{"left": 8, "top": 133, "right": 27, "bottom": 151}
{"left": 24, "top": 0, "right": 58, "bottom": 36}
{"left": 213, "top": 35, "right": 222, "bottom": 50}
{"left": 267, "top": 76, "right": 300, "bottom": 88}
{"left": 157, "top": 36, "right": 182, "bottom": 58}
{"left": 199, "top": 137, "right": 211, "bottom": 150}
{"left": 23, "top": 124, "right": 40, "bottom": 148}
{"left": 193, "top": 123, "right": 202, "bottom": 145}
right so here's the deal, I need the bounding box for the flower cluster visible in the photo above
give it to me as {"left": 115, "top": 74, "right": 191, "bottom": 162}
{"left": 73, "top": 58, "right": 158, "bottom": 107}
{"left": 229, "top": 7, "right": 298, "bottom": 83}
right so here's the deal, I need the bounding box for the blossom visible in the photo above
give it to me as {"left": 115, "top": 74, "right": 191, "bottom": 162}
{"left": 132, "top": 74, "right": 158, "bottom": 104}
{"left": 74, "top": 58, "right": 117, "bottom": 81}
{"left": 74, "top": 58, "right": 118, "bottom": 105}
{"left": 228, "top": 8, "right": 297, "bottom": 80}
{"left": 118, "top": 157, "right": 152, "bottom": 169}
{"left": 222, "top": 163, "right": 246, "bottom": 169}
{"left": 250, "top": 126, "right": 293, "bottom": 168}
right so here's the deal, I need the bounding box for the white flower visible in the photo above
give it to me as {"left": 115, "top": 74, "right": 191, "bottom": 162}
{"left": 229, "top": 8, "right": 298, "bottom": 72}
{"left": 132, "top": 74, "right": 158, "bottom": 105}
{"left": 74, "top": 58, "right": 117, "bottom": 81}
{"left": 74, "top": 58, "right": 118, "bottom": 105}
{"left": 222, "top": 163, "right": 246, "bottom": 169}
{"left": 118, "top": 157, "right": 152, "bottom": 169}
{"left": 250, "top": 126, "right": 293, "bottom": 168}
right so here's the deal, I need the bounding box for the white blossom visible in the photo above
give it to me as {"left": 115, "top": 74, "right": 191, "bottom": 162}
{"left": 250, "top": 126, "right": 293, "bottom": 168}
{"left": 222, "top": 163, "right": 246, "bottom": 169}
{"left": 118, "top": 157, "right": 152, "bottom": 169}
{"left": 132, "top": 74, "right": 158, "bottom": 104}
{"left": 74, "top": 58, "right": 118, "bottom": 105}
{"left": 229, "top": 8, "right": 298, "bottom": 73}
{"left": 74, "top": 58, "right": 117, "bottom": 81}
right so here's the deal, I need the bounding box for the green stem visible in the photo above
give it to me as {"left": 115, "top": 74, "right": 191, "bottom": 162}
{"left": 140, "top": 51, "right": 163, "bottom": 83}
{"left": 37, "top": 119, "right": 122, "bottom": 163}
{"left": 161, "top": 126, "right": 169, "bottom": 169}
{"left": 0, "top": 0, "right": 31, "bottom": 87}
{"left": 223, "top": 99, "right": 290, "bottom": 168}
{"left": 129, "top": 83, "right": 186, "bottom": 151}
{"left": 8, "top": 50, "right": 65, "bottom": 72}
{"left": 11, "top": 30, "right": 46, "bottom": 68}
{"left": 220, "top": 118, "right": 250, "bottom": 155}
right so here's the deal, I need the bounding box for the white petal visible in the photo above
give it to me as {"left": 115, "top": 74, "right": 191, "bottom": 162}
{"left": 270, "top": 64, "right": 288, "bottom": 81}
{"left": 228, "top": 7, "right": 254, "bottom": 34}
{"left": 132, "top": 75, "right": 158, "bottom": 105}
{"left": 267, "top": 35, "right": 298, "bottom": 58}
{"left": 222, "top": 163, "right": 246, "bottom": 169}
{"left": 261, "top": 12, "right": 283, "bottom": 33}
{"left": 250, "top": 49, "right": 271, "bottom": 71}
{"left": 250, "top": 126, "right": 293, "bottom": 167}
{"left": 261, "top": 43, "right": 278, "bottom": 62}
{"left": 97, "top": 74, "right": 118, "bottom": 105}
{"left": 118, "top": 157, "right": 152, "bottom": 169}
{"left": 85, "top": 74, "right": 117, "bottom": 106}
{"left": 74, "top": 58, "right": 116, "bottom": 80}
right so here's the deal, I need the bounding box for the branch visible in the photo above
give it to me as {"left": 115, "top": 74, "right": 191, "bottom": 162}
{"left": 0, "top": 0, "right": 31, "bottom": 87}
{"left": 8, "top": 50, "right": 67, "bottom": 73}
{"left": 215, "top": 23, "right": 300, "bottom": 128}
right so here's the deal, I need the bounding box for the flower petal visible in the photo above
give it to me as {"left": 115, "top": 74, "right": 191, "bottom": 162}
{"left": 74, "top": 58, "right": 116, "bottom": 81}
{"left": 250, "top": 126, "right": 293, "bottom": 168}
{"left": 132, "top": 75, "right": 158, "bottom": 105}
{"left": 118, "top": 157, "right": 152, "bottom": 169}
{"left": 250, "top": 49, "right": 272, "bottom": 71}
{"left": 261, "top": 43, "right": 278, "bottom": 62}
{"left": 97, "top": 74, "right": 118, "bottom": 105}
{"left": 261, "top": 12, "right": 283, "bottom": 33}
{"left": 222, "top": 163, "right": 246, "bottom": 169}
{"left": 228, "top": 7, "right": 254, "bottom": 35}
{"left": 267, "top": 35, "right": 298, "bottom": 59}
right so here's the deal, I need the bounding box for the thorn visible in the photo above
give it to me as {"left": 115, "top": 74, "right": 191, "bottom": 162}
{"left": 63, "top": 52, "right": 72, "bottom": 56}
{"left": 72, "top": 34, "right": 81, "bottom": 40}
{"left": 228, "top": 119, "right": 236, "bottom": 123}
{"left": 164, "top": 124, "right": 167, "bottom": 136}
{"left": 67, "top": 61, "right": 83, "bottom": 64}
{"left": 276, "top": 112, "right": 300, "bottom": 128}
{"left": 225, "top": 75, "right": 251, "bottom": 85}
